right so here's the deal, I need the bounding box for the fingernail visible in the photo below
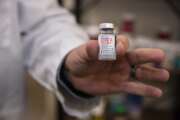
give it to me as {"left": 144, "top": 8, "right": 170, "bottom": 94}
{"left": 154, "top": 89, "right": 163, "bottom": 97}
{"left": 162, "top": 70, "right": 170, "bottom": 81}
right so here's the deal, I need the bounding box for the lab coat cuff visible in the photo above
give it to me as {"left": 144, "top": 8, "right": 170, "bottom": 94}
{"left": 57, "top": 59, "right": 96, "bottom": 99}
{"left": 56, "top": 60, "right": 101, "bottom": 117}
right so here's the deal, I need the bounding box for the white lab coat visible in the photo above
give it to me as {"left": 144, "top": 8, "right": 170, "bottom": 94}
{"left": 0, "top": 0, "right": 99, "bottom": 119}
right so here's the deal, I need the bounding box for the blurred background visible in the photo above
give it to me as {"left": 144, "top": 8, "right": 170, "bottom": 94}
{"left": 26, "top": 0, "right": 180, "bottom": 120}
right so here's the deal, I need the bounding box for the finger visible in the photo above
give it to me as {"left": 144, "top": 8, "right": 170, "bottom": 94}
{"left": 127, "top": 48, "right": 165, "bottom": 65}
{"left": 136, "top": 65, "right": 170, "bottom": 82}
{"left": 79, "top": 57, "right": 129, "bottom": 75}
{"left": 119, "top": 82, "right": 163, "bottom": 97}
{"left": 71, "top": 76, "right": 161, "bottom": 97}
{"left": 116, "top": 35, "right": 129, "bottom": 57}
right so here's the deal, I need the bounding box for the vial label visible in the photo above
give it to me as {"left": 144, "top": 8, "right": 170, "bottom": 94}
{"left": 98, "top": 34, "right": 116, "bottom": 60}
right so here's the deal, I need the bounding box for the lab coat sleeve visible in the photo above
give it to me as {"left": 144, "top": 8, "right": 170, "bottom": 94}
{"left": 18, "top": 0, "right": 100, "bottom": 117}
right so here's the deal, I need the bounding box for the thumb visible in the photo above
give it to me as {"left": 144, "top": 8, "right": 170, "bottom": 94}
{"left": 86, "top": 40, "right": 99, "bottom": 61}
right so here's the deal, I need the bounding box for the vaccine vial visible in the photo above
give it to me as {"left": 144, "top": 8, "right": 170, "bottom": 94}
{"left": 98, "top": 23, "right": 116, "bottom": 60}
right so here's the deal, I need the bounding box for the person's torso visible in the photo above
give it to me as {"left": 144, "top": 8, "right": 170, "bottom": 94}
{"left": 0, "top": 0, "right": 25, "bottom": 118}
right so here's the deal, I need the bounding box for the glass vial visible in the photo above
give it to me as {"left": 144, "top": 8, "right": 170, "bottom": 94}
{"left": 98, "top": 23, "right": 116, "bottom": 60}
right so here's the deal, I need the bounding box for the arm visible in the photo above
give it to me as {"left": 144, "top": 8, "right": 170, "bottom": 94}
{"left": 18, "top": 0, "right": 100, "bottom": 117}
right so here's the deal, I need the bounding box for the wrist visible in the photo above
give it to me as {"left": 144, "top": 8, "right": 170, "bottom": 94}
{"left": 57, "top": 60, "right": 95, "bottom": 99}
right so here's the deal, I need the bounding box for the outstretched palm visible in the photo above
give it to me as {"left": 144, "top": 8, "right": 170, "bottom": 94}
{"left": 65, "top": 36, "right": 169, "bottom": 97}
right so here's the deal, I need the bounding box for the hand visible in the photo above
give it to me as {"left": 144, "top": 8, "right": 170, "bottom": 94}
{"left": 64, "top": 35, "right": 169, "bottom": 97}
